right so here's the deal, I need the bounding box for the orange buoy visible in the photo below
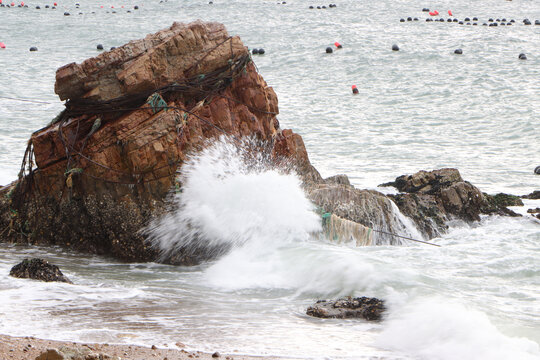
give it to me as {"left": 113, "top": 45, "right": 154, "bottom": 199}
{"left": 352, "top": 85, "right": 359, "bottom": 94}
{"left": 448, "top": 10, "right": 453, "bottom": 16}
{"left": 0, "top": 42, "right": 6, "bottom": 49}
{"left": 334, "top": 41, "right": 342, "bottom": 49}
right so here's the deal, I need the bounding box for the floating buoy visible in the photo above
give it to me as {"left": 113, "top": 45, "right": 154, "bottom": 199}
{"left": 407, "top": 17, "right": 412, "bottom": 21}
{"left": 134, "top": 5, "right": 138, "bottom": 9}
{"left": 352, "top": 85, "right": 359, "bottom": 94}
{"left": 454, "top": 49, "right": 462, "bottom": 54}
{"left": 392, "top": 44, "right": 399, "bottom": 51}
{"left": 448, "top": 10, "right": 452, "bottom": 16}
{"left": 518, "top": 53, "right": 527, "bottom": 60}
{"left": 534, "top": 166, "right": 540, "bottom": 174}
{"left": 325, "top": 47, "right": 333, "bottom": 53}
{"left": 433, "top": 10, "right": 439, "bottom": 15}
{"left": 0, "top": 42, "right": 5, "bottom": 49}
{"left": 447, "top": 18, "right": 452, "bottom": 22}
{"left": 20, "top": 1, "right": 24, "bottom": 5}
{"left": 64, "top": 11, "right": 69, "bottom": 15}
{"left": 258, "top": 48, "right": 265, "bottom": 55}
{"left": 464, "top": 17, "right": 470, "bottom": 21}
{"left": 400, "top": 18, "right": 405, "bottom": 22}
{"left": 422, "top": 8, "right": 429, "bottom": 12}
{"left": 429, "top": 11, "right": 435, "bottom": 16}
{"left": 97, "top": 44, "right": 103, "bottom": 50}
{"left": 473, "top": 17, "right": 478, "bottom": 21}
{"left": 252, "top": 48, "right": 259, "bottom": 54}
{"left": 29, "top": 46, "right": 38, "bottom": 51}
{"left": 10, "top": 2, "right": 14, "bottom": 5}
{"left": 53, "top": 1, "right": 56, "bottom": 5}
{"left": 334, "top": 41, "right": 342, "bottom": 49}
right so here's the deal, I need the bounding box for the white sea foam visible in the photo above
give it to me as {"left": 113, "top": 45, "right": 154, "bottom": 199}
{"left": 377, "top": 297, "right": 540, "bottom": 360}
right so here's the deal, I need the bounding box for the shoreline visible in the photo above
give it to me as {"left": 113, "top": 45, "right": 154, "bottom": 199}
{"left": 0, "top": 334, "right": 284, "bottom": 360}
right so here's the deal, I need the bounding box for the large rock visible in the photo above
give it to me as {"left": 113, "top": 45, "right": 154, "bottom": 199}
{"left": 306, "top": 297, "right": 385, "bottom": 321}
{"left": 10, "top": 258, "right": 72, "bottom": 283}
{"left": 382, "top": 168, "right": 521, "bottom": 237}
{"left": 0, "top": 21, "right": 318, "bottom": 264}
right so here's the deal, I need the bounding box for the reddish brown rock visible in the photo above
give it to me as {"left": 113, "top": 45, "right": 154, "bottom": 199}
{"left": 0, "top": 21, "right": 318, "bottom": 264}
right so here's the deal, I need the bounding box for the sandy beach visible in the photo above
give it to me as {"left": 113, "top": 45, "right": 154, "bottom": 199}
{"left": 0, "top": 334, "right": 283, "bottom": 360}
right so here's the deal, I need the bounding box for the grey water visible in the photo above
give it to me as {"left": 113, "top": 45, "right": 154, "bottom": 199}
{"left": 0, "top": 0, "right": 539, "bottom": 359}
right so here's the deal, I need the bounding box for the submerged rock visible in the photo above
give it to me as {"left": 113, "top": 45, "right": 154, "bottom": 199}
{"left": 306, "top": 297, "right": 385, "bottom": 321}
{"left": 9, "top": 258, "right": 72, "bottom": 283}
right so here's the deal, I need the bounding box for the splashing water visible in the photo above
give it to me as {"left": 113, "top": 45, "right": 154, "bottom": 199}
{"left": 146, "top": 137, "right": 323, "bottom": 262}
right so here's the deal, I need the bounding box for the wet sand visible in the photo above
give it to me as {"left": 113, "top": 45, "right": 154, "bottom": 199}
{"left": 0, "top": 334, "right": 286, "bottom": 360}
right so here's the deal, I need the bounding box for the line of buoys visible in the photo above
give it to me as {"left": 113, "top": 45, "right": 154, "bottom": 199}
{"left": 351, "top": 85, "right": 358, "bottom": 94}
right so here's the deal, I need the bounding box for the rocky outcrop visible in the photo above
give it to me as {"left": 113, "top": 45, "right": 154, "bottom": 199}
{"left": 381, "top": 168, "right": 523, "bottom": 237}
{"left": 306, "top": 297, "right": 385, "bottom": 321}
{"left": 0, "top": 21, "right": 318, "bottom": 264}
{"left": 522, "top": 190, "right": 540, "bottom": 200}
{"left": 9, "top": 258, "right": 72, "bottom": 283}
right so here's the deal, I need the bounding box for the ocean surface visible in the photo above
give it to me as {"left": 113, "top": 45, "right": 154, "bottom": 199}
{"left": 0, "top": 0, "right": 539, "bottom": 359}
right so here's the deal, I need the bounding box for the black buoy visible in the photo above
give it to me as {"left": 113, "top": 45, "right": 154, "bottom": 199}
{"left": 426, "top": 18, "right": 432, "bottom": 22}
{"left": 507, "top": 22, "right": 512, "bottom": 26}
{"left": 447, "top": 18, "right": 452, "bottom": 22}
{"left": 252, "top": 48, "right": 259, "bottom": 55}
{"left": 316, "top": 6, "right": 320, "bottom": 9}
{"left": 500, "top": 22, "right": 505, "bottom": 26}
{"left": 29, "top": 46, "right": 38, "bottom": 52}
{"left": 309, "top": 5, "right": 313, "bottom": 9}
{"left": 407, "top": 17, "right": 412, "bottom": 21}
{"left": 325, "top": 47, "right": 333, "bottom": 53}
{"left": 459, "top": 21, "right": 464, "bottom": 25}
{"left": 97, "top": 44, "right": 104, "bottom": 50}
{"left": 453, "top": 18, "right": 458, "bottom": 22}
{"left": 209, "top": 1, "right": 213, "bottom": 3}
{"left": 483, "top": 23, "right": 487, "bottom": 26}
{"left": 392, "top": 44, "right": 399, "bottom": 51}
{"left": 439, "top": 18, "right": 444, "bottom": 22}
{"left": 36, "top": 5, "right": 40, "bottom": 8}
{"left": 258, "top": 48, "right": 265, "bottom": 54}
{"left": 464, "top": 17, "right": 470, "bottom": 21}
{"left": 496, "top": 18, "right": 501, "bottom": 22}
{"left": 422, "top": 8, "right": 429, "bottom": 12}
{"left": 413, "top": 17, "right": 418, "bottom": 21}
{"left": 488, "top": 18, "right": 493, "bottom": 22}
{"left": 134, "top": 5, "right": 139, "bottom": 9}
{"left": 502, "top": 18, "right": 506, "bottom": 22}
{"left": 535, "top": 20, "right": 540, "bottom": 25}
{"left": 510, "top": 19, "right": 515, "bottom": 23}
{"left": 454, "top": 49, "right": 463, "bottom": 54}
{"left": 473, "top": 22, "right": 477, "bottom": 25}
{"left": 64, "top": 11, "right": 70, "bottom": 15}
{"left": 473, "top": 17, "right": 478, "bottom": 21}
{"left": 466, "top": 22, "right": 471, "bottom": 25}
{"left": 110, "top": 47, "right": 116, "bottom": 50}
{"left": 400, "top": 18, "right": 405, "bottom": 22}
{"left": 518, "top": 53, "right": 527, "bottom": 60}
{"left": 322, "top": 5, "right": 326, "bottom": 8}
{"left": 534, "top": 166, "right": 540, "bottom": 174}
{"left": 45, "top": 5, "right": 49, "bottom": 8}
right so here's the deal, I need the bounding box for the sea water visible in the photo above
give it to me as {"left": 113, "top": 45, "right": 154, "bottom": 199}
{"left": 0, "top": 0, "right": 539, "bottom": 359}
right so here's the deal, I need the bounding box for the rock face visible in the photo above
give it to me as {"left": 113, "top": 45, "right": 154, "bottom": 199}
{"left": 306, "top": 297, "right": 385, "bottom": 321}
{"left": 0, "top": 21, "right": 319, "bottom": 264}
{"left": 9, "top": 258, "right": 72, "bottom": 283}
{"left": 382, "top": 168, "right": 522, "bottom": 237}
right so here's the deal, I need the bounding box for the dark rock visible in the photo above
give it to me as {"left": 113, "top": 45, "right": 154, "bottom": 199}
{"left": 212, "top": 352, "right": 220, "bottom": 358}
{"left": 306, "top": 297, "right": 385, "bottom": 321}
{"left": 381, "top": 169, "right": 493, "bottom": 237}
{"left": 522, "top": 190, "right": 540, "bottom": 199}
{"left": 9, "top": 258, "right": 72, "bottom": 283}
{"left": 527, "top": 207, "right": 540, "bottom": 214}
{"left": 482, "top": 193, "right": 523, "bottom": 217}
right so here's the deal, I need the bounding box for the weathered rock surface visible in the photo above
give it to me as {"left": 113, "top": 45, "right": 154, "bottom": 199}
{"left": 0, "top": 21, "right": 318, "bottom": 264}
{"left": 35, "top": 346, "right": 118, "bottom": 360}
{"left": 10, "top": 258, "right": 72, "bottom": 283}
{"left": 381, "top": 168, "right": 522, "bottom": 237}
{"left": 306, "top": 297, "right": 385, "bottom": 321}
{"left": 522, "top": 190, "right": 540, "bottom": 200}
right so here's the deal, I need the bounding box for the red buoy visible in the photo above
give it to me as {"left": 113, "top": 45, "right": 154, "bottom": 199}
{"left": 0, "top": 1, "right": 3, "bottom": 4}
{"left": 429, "top": 11, "right": 435, "bottom": 16}
{"left": 448, "top": 10, "right": 453, "bottom": 16}
{"left": 334, "top": 41, "right": 342, "bottom": 49}
{"left": 21, "top": 1, "right": 24, "bottom": 5}
{"left": 352, "top": 85, "right": 359, "bottom": 94}
{"left": 53, "top": 2, "right": 57, "bottom": 5}
{"left": 0, "top": 42, "right": 6, "bottom": 49}
{"left": 10, "top": 2, "right": 14, "bottom": 6}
